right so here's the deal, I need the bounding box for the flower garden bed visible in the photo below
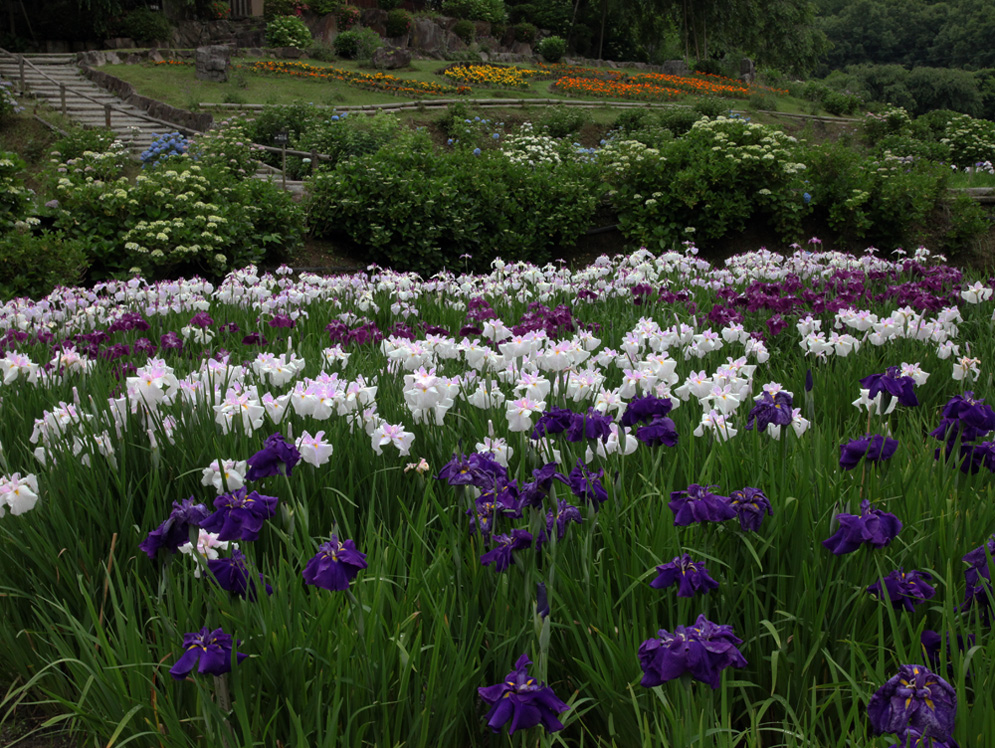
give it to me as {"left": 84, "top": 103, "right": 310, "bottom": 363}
{"left": 0, "top": 245, "right": 993, "bottom": 746}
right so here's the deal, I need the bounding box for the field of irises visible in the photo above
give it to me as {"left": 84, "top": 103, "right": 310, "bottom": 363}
{"left": 1, "top": 245, "right": 994, "bottom": 747}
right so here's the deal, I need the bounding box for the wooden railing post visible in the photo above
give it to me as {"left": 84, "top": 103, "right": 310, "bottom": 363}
{"left": 18, "top": 54, "right": 24, "bottom": 90}
{"left": 104, "top": 103, "right": 112, "bottom": 128}
{"left": 60, "top": 83, "right": 67, "bottom": 115}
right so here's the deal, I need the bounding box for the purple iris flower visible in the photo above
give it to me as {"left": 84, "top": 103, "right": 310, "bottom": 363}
{"left": 932, "top": 394, "right": 995, "bottom": 472}
{"left": 437, "top": 451, "right": 507, "bottom": 488}
{"left": 200, "top": 488, "right": 279, "bottom": 542}
{"left": 565, "top": 460, "right": 609, "bottom": 508}
{"left": 960, "top": 534, "right": 995, "bottom": 615}
{"left": 668, "top": 484, "right": 736, "bottom": 526}
{"left": 840, "top": 433, "right": 899, "bottom": 470}
{"left": 867, "top": 665, "right": 956, "bottom": 741}
{"left": 478, "top": 654, "right": 569, "bottom": 735}
{"left": 746, "top": 391, "right": 793, "bottom": 432}
{"left": 139, "top": 498, "right": 209, "bottom": 558}
{"left": 620, "top": 396, "right": 674, "bottom": 427}
{"left": 245, "top": 433, "right": 301, "bottom": 481}
{"left": 635, "top": 416, "right": 679, "bottom": 447}
{"left": 535, "top": 500, "right": 583, "bottom": 550}
{"left": 169, "top": 627, "right": 246, "bottom": 680}
{"left": 565, "top": 408, "right": 613, "bottom": 443}
{"left": 728, "top": 487, "right": 773, "bottom": 532}
{"left": 518, "top": 463, "right": 563, "bottom": 508}
{"left": 208, "top": 549, "right": 272, "bottom": 601}
{"left": 822, "top": 499, "right": 902, "bottom": 555}
{"left": 638, "top": 614, "right": 748, "bottom": 689}
{"left": 649, "top": 554, "right": 719, "bottom": 597}
{"left": 860, "top": 367, "right": 919, "bottom": 408}
{"left": 958, "top": 441, "right": 995, "bottom": 474}
{"left": 480, "top": 529, "right": 533, "bottom": 572}
{"left": 268, "top": 314, "right": 296, "bottom": 328}
{"left": 134, "top": 337, "right": 157, "bottom": 355}
{"left": 189, "top": 311, "right": 214, "bottom": 329}
{"left": 242, "top": 332, "right": 268, "bottom": 346}
{"left": 530, "top": 408, "right": 576, "bottom": 440}
{"left": 866, "top": 569, "right": 935, "bottom": 612}
{"left": 302, "top": 536, "right": 368, "bottom": 591}
{"left": 160, "top": 331, "right": 183, "bottom": 351}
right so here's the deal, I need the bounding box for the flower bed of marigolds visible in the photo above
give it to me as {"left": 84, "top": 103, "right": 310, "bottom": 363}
{"left": 1, "top": 238, "right": 995, "bottom": 747}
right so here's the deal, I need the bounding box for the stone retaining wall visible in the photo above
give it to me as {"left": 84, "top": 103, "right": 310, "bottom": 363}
{"left": 78, "top": 63, "right": 214, "bottom": 132}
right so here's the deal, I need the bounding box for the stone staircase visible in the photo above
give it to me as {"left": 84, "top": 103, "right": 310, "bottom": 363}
{"left": 0, "top": 52, "right": 190, "bottom": 155}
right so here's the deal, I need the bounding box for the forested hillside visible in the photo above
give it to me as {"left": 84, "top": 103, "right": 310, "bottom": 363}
{"left": 815, "top": 0, "right": 995, "bottom": 71}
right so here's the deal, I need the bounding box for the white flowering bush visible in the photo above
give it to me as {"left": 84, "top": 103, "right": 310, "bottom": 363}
{"left": 0, "top": 151, "right": 32, "bottom": 229}
{"left": 266, "top": 14, "right": 312, "bottom": 49}
{"left": 189, "top": 118, "right": 263, "bottom": 177}
{"left": 610, "top": 116, "right": 809, "bottom": 246}
{"left": 941, "top": 113, "right": 995, "bottom": 168}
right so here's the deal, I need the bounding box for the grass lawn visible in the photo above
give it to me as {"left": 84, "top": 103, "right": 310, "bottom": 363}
{"left": 100, "top": 56, "right": 815, "bottom": 117}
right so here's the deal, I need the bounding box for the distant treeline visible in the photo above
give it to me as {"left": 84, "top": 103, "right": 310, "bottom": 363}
{"left": 814, "top": 0, "right": 995, "bottom": 71}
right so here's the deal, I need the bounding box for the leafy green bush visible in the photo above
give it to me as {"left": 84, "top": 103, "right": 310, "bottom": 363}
{"left": 799, "top": 140, "right": 951, "bottom": 248}
{"left": 536, "top": 105, "right": 587, "bottom": 139}
{"left": 119, "top": 7, "right": 172, "bottom": 43}
{"left": 536, "top": 35, "right": 566, "bottom": 63}
{"left": 693, "top": 58, "right": 725, "bottom": 76}
{"left": 822, "top": 90, "right": 862, "bottom": 116}
{"left": 609, "top": 116, "right": 809, "bottom": 248}
{"left": 0, "top": 78, "right": 22, "bottom": 123}
{"left": 385, "top": 9, "right": 412, "bottom": 37}
{"left": 48, "top": 143, "right": 303, "bottom": 283}
{"left": 513, "top": 21, "right": 536, "bottom": 44}
{"left": 307, "top": 40, "right": 337, "bottom": 61}
{"left": 692, "top": 96, "right": 727, "bottom": 117}
{"left": 336, "top": 4, "right": 361, "bottom": 30}
{"left": 333, "top": 27, "right": 382, "bottom": 59}
{"left": 875, "top": 133, "right": 952, "bottom": 163}
{"left": 0, "top": 151, "right": 33, "bottom": 230}
{"left": 266, "top": 15, "right": 313, "bottom": 49}
{"left": 308, "top": 0, "right": 340, "bottom": 14}
{"left": 452, "top": 19, "right": 475, "bottom": 45}
{"left": 263, "top": 0, "right": 305, "bottom": 20}
{"left": 862, "top": 106, "right": 913, "bottom": 147}
{"left": 0, "top": 229, "right": 88, "bottom": 300}
{"left": 293, "top": 110, "right": 401, "bottom": 174}
{"left": 49, "top": 128, "right": 118, "bottom": 162}
{"left": 942, "top": 113, "right": 995, "bottom": 168}
{"left": 442, "top": 0, "right": 505, "bottom": 23}
{"left": 306, "top": 135, "right": 598, "bottom": 274}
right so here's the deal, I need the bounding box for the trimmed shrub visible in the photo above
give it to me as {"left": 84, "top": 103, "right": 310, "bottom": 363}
{"left": 0, "top": 151, "right": 32, "bottom": 230}
{"left": 308, "top": 0, "right": 339, "bottom": 13}
{"left": 0, "top": 230, "right": 88, "bottom": 300}
{"left": 442, "top": 0, "right": 505, "bottom": 23}
{"left": 385, "top": 9, "right": 412, "bottom": 38}
{"left": 536, "top": 35, "right": 566, "bottom": 63}
{"left": 822, "top": 90, "right": 862, "bottom": 116}
{"left": 333, "top": 27, "right": 383, "bottom": 59}
{"left": 452, "top": 19, "right": 475, "bottom": 45}
{"left": 120, "top": 8, "right": 172, "bottom": 43}
{"left": 266, "top": 15, "right": 312, "bottom": 49}
{"left": 336, "top": 4, "right": 361, "bottom": 30}
{"left": 513, "top": 21, "right": 537, "bottom": 44}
